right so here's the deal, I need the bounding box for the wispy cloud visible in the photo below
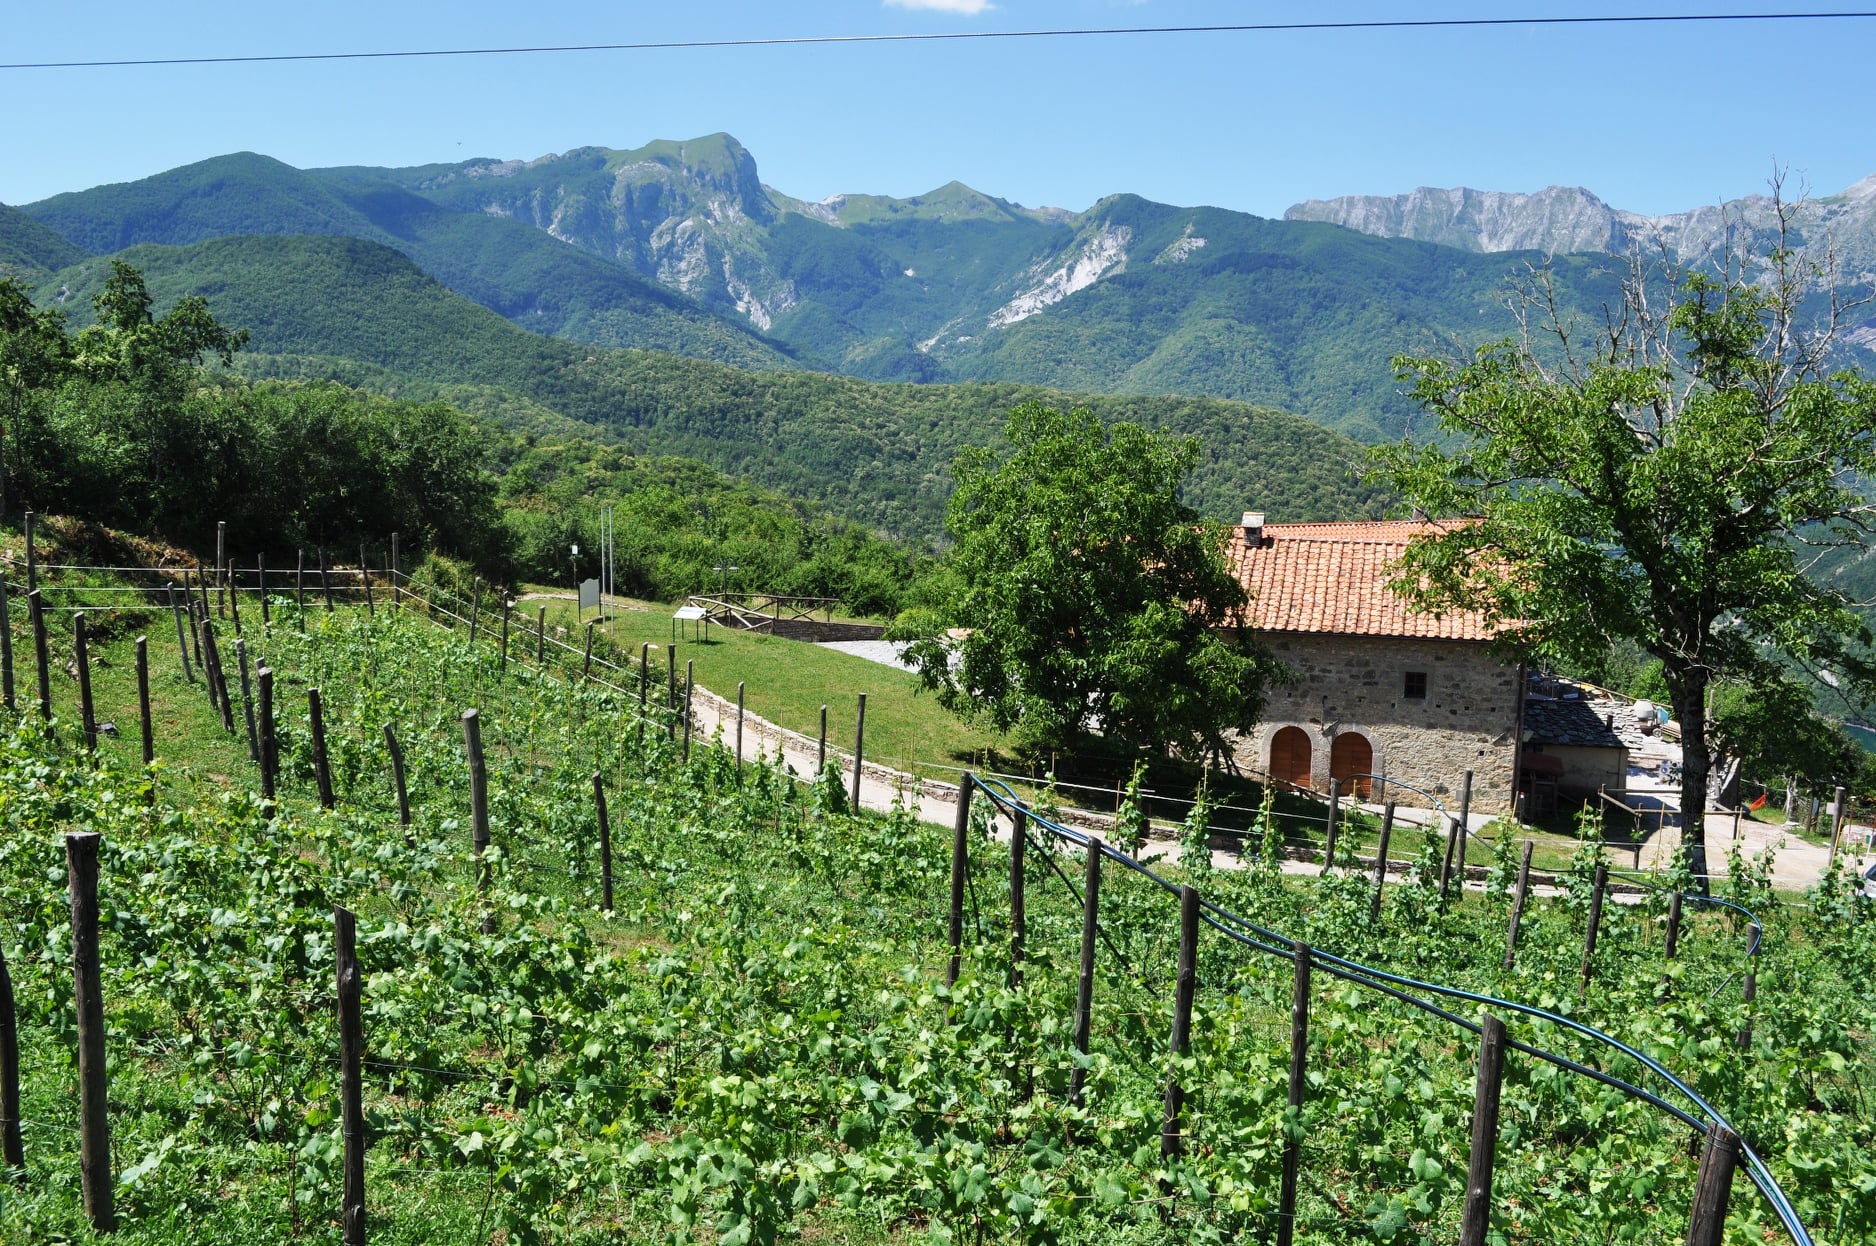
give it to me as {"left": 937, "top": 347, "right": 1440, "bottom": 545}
{"left": 884, "top": 0, "right": 995, "bottom": 15}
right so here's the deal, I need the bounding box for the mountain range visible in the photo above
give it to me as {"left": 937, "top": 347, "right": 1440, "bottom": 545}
{"left": 11, "top": 134, "right": 1640, "bottom": 442}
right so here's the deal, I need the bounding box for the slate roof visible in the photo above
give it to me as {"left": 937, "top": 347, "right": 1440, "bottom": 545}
{"left": 1226, "top": 521, "right": 1497, "bottom": 642}
{"left": 1522, "top": 697, "right": 1626, "bottom": 749}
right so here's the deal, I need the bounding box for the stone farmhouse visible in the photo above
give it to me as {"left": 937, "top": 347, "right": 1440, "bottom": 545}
{"left": 1224, "top": 515, "right": 1522, "bottom": 814}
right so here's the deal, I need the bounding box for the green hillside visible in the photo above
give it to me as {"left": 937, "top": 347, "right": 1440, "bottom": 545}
{"left": 24, "top": 153, "right": 791, "bottom": 369}
{"left": 0, "top": 201, "right": 88, "bottom": 280}
{"left": 39, "top": 235, "right": 1390, "bottom": 538}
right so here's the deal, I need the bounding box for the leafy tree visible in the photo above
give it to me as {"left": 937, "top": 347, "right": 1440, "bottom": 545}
{"left": 1369, "top": 197, "right": 1876, "bottom": 883}
{"left": 898, "top": 401, "right": 1280, "bottom": 758}
{"left": 1709, "top": 677, "right": 1864, "bottom": 809}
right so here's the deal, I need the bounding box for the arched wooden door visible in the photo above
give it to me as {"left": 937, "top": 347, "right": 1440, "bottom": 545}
{"left": 1330, "top": 732, "right": 1373, "bottom": 798}
{"left": 1269, "top": 726, "right": 1312, "bottom": 790}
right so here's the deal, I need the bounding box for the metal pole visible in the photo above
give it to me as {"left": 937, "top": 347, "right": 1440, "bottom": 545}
{"left": 319, "top": 546, "right": 334, "bottom": 612}
{"left": 216, "top": 521, "right": 226, "bottom": 615}
{"left": 257, "top": 554, "right": 269, "bottom": 626}
{"left": 296, "top": 549, "right": 305, "bottom": 615}
{"left": 582, "top": 621, "right": 594, "bottom": 680}
{"left": 735, "top": 681, "right": 745, "bottom": 777}
{"left": 66, "top": 831, "right": 115, "bottom": 1232}
{"left": 851, "top": 692, "right": 867, "bottom": 810}
{"left": 23, "top": 511, "right": 35, "bottom": 595}
{"left": 537, "top": 606, "right": 546, "bottom": 665}
{"left": 500, "top": 600, "right": 510, "bottom": 673}
{"left": 359, "top": 546, "right": 373, "bottom": 618}
{"left": 390, "top": 533, "right": 399, "bottom": 606}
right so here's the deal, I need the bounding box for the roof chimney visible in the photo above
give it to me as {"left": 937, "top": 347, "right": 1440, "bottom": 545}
{"left": 1240, "top": 511, "right": 1265, "bottom": 544}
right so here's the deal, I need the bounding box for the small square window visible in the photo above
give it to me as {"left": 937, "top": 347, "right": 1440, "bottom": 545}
{"left": 1404, "top": 671, "right": 1428, "bottom": 699}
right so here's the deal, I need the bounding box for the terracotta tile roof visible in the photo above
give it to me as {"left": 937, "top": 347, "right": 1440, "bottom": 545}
{"left": 1226, "top": 520, "right": 1497, "bottom": 642}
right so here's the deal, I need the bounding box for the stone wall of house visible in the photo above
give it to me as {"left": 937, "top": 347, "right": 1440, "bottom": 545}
{"left": 1233, "top": 634, "right": 1521, "bottom": 813}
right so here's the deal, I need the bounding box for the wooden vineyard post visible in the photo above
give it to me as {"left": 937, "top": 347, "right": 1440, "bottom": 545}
{"left": 0, "top": 941, "right": 20, "bottom": 1177}
{"left": 592, "top": 772, "right": 614, "bottom": 913}
{"left": 1160, "top": 885, "right": 1201, "bottom": 1162}
{"left": 1321, "top": 778, "right": 1341, "bottom": 875}
{"left": 74, "top": 612, "right": 97, "bottom": 756}
{"left": 469, "top": 578, "right": 483, "bottom": 647}
{"left": 1277, "top": 939, "right": 1313, "bottom": 1246}
{"left": 1008, "top": 809, "right": 1027, "bottom": 989}
{"left": 234, "top": 638, "right": 259, "bottom": 763}
{"left": 1069, "top": 835, "right": 1103, "bottom": 1109}
{"left": 537, "top": 607, "right": 546, "bottom": 665}
{"left": 818, "top": 705, "right": 827, "bottom": 776}
{"left": 1579, "top": 862, "right": 1608, "bottom": 995}
{"left": 499, "top": 600, "right": 511, "bottom": 673}
{"left": 735, "top": 682, "right": 745, "bottom": 778}
{"left": 1369, "top": 801, "right": 1396, "bottom": 925}
{"left": 66, "top": 831, "right": 115, "bottom": 1232}
{"left": 22, "top": 510, "right": 34, "bottom": 595}
{"left": 0, "top": 574, "right": 13, "bottom": 710}
{"left": 1664, "top": 890, "right": 1684, "bottom": 962}
{"left": 257, "top": 667, "right": 277, "bottom": 815}
{"left": 851, "top": 692, "right": 867, "bottom": 811}
{"left": 135, "top": 637, "right": 154, "bottom": 784}
{"left": 296, "top": 549, "right": 306, "bottom": 616}
{"left": 382, "top": 724, "right": 411, "bottom": 833}
{"left": 638, "top": 643, "right": 649, "bottom": 710}
{"left": 319, "top": 546, "right": 334, "bottom": 613}
{"left": 1458, "top": 1013, "right": 1507, "bottom": 1246}
{"left": 216, "top": 521, "right": 227, "bottom": 616}
{"left": 1686, "top": 1125, "right": 1740, "bottom": 1246}
{"left": 257, "top": 554, "right": 269, "bottom": 626}
{"left": 227, "top": 559, "right": 243, "bottom": 636}
{"left": 333, "top": 905, "right": 367, "bottom": 1246}
{"left": 359, "top": 546, "right": 373, "bottom": 618}
{"left": 1738, "top": 923, "right": 1761, "bottom": 1049}
{"left": 665, "top": 646, "right": 676, "bottom": 739}
{"left": 463, "top": 710, "right": 495, "bottom": 935}
{"left": 947, "top": 777, "right": 973, "bottom": 987}
{"left": 309, "top": 687, "right": 335, "bottom": 809}
{"left": 582, "top": 621, "right": 594, "bottom": 680}
{"left": 389, "top": 533, "right": 399, "bottom": 607}
{"left": 205, "top": 617, "right": 236, "bottom": 733}
{"left": 167, "top": 586, "right": 195, "bottom": 683}
{"left": 191, "top": 566, "right": 211, "bottom": 661}
{"left": 1827, "top": 784, "right": 1848, "bottom": 873}
{"left": 1442, "top": 769, "right": 1473, "bottom": 902}
{"left": 1503, "top": 841, "right": 1534, "bottom": 970}
{"left": 27, "top": 588, "right": 49, "bottom": 724}
{"left": 683, "top": 659, "right": 694, "bottom": 760}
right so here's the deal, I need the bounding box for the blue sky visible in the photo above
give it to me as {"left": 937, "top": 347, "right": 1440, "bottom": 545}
{"left": 5, "top": 1, "right": 1874, "bottom": 217}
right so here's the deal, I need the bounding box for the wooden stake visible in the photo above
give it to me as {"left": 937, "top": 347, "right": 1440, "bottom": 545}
{"left": 1277, "top": 939, "right": 1313, "bottom": 1246}
{"left": 947, "top": 777, "right": 973, "bottom": 986}
{"left": 463, "top": 710, "right": 493, "bottom": 934}
{"left": 1440, "top": 814, "right": 1463, "bottom": 903}
{"left": 1504, "top": 841, "right": 1534, "bottom": 971}
{"left": 499, "top": 600, "right": 510, "bottom": 673}
{"left": 1458, "top": 1013, "right": 1507, "bottom": 1246}
{"left": 682, "top": 659, "right": 693, "bottom": 761}
{"left": 359, "top": 546, "right": 373, "bottom": 618}
{"left": 469, "top": 578, "right": 482, "bottom": 647}
{"left": 66, "top": 831, "right": 115, "bottom": 1232}
{"left": 382, "top": 724, "right": 410, "bottom": 832}
{"left": 1737, "top": 923, "right": 1761, "bottom": 1050}
{"left": 1160, "top": 885, "right": 1200, "bottom": 1161}
{"left": 1369, "top": 801, "right": 1396, "bottom": 925}
{"left": 1664, "top": 890, "right": 1683, "bottom": 962}
{"left": 309, "top": 687, "right": 335, "bottom": 809}
{"left": 0, "top": 574, "right": 14, "bottom": 710}
{"left": 1008, "top": 809, "right": 1027, "bottom": 988}
{"left": 851, "top": 692, "right": 867, "bottom": 810}
{"left": 1580, "top": 862, "right": 1607, "bottom": 995}
{"left": 234, "top": 638, "right": 258, "bottom": 763}
{"left": 296, "top": 550, "right": 306, "bottom": 616}
{"left": 257, "top": 554, "right": 269, "bottom": 626}
{"left": 1685, "top": 1125, "right": 1739, "bottom": 1246}
{"left": 216, "top": 521, "right": 226, "bottom": 615}
{"left": 638, "top": 642, "right": 649, "bottom": 709}
{"left": 537, "top": 607, "right": 546, "bottom": 665}
{"left": 74, "top": 612, "right": 97, "bottom": 755}
{"left": 1069, "top": 835, "right": 1102, "bottom": 1109}
{"left": 135, "top": 636, "right": 153, "bottom": 777}
{"left": 22, "top": 511, "right": 34, "bottom": 595}
{"left": 666, "top": 645, "right": 676, "bottom": 738}
{"left": 168, "top": 586, "right": 195, "bottom": 684}
{"left": 333, "top": 905, "right": 367, "bottom": 1246}
{"left": 258, "top": 667, "right": 277, "bottom": 814}
{"left": 319, "top": 547, "right": 334, "bottom": 613}
{"left": 28, "top": 588, "right": 49, "bottom": 724}
{"left": 582, "top": 620, "right": 594, "bottom": 680}
{"left": 735, "top": 681, "right": 745, "bottom": 776}
{"left": 818, "top": 704, "right": 827, "bottom": 776}
{"left": 0, "top": 942, "right": 22, "bottom": 1177}
{"left": 227, "top": 559, "right": 242, "bottom": 635}
{"left": 390, "top": 533, "right": 400, "bottom": 606}
{"left": 593, "top": 772, "right": 614, "bottom": 913}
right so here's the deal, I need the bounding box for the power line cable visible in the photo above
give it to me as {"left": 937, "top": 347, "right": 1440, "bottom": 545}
{"left": 4, "top": 11, "right": 1876, "bottom": 71}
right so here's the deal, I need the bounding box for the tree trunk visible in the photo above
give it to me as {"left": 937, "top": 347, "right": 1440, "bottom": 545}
{"left": 1668, "top": 667, "right": 1712, "bottom": 891}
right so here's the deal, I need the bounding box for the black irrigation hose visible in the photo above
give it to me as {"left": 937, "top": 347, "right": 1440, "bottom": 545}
{"left": 965, "top": 773, "right": 1814, "bottom": 1246}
